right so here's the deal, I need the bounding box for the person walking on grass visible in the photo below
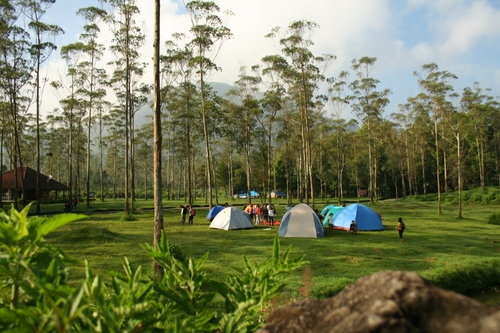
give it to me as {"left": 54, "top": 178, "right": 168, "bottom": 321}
{"left": 180, "top": 205, "right": 188, "bottom": 224}
{"left": 396, "top": 217, "right": 406, "bottom": 241}
{"left": 188, "top": 206, "right": 196, "bottom": 225}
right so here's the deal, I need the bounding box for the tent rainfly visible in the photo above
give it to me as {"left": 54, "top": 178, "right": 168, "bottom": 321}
{"left": 209, "top": 207, "right": 253, "bottom": 230}
{"left": 206, "top": 205, "right": 225, "bottom": 221}
{"left": 279, "top": 203, "right": 324, "bottom": 238}
{"left": 332, "top": 204, "right": 384, "bottom": 231}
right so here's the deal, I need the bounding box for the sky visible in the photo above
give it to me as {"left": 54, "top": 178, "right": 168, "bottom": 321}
{"left": 40, "top": 0, "right": 500, "bottom": 120}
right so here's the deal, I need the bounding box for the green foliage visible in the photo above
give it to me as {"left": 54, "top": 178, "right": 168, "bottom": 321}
{"left": 413, "top": 187, "right": 500, "bottom": 205}
{"left": 487, "top": 212, "right": 500, "bottom": 225}
{"left": 422, "top": 259, "right": 500, "bottom": 295}
{"left": 309, "top": 277, "right": 355, "bottom": 299}
{"left": 0, "top": 207, "right": 305, "bottom": 332}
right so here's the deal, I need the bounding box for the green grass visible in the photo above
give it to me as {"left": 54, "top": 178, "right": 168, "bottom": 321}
{"left": 45, "top": 196, "right": 500, "bottom": 303}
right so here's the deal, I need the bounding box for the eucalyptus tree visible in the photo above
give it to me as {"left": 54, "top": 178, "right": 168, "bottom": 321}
{"left": 185, "top": 0, "right": 231, "bottom": 208}
{"left": 414, "top": 63, "right": 457, "bottom": 214}
{"left": 327, "top": 70, "right": 350, "bottom": 203}
{"left": 18, "top": 0, "right": 63, "bottom": 213}
{"left": 350, "top": 56, "right": 390, "bottom": 202}
{"left": 460, "top": 85, "right": 499, "bottom": 188}
{"left": 106, "top": 0, "right": 145, "bottom": 215}
{"left": 258, "top": 56, "right": 288, "bottom": 203}
{"left": 70, "top": 6, "right": 108, "bottom": 207}
{"left": 227, "top": 68, "right": 262, "bottom": 205}
{"left": 152, "top": 0, "right": 162, "bottom": 277}
{"left": 266, "top": 20, "right": 332, "bottom": 207}
{"left": 0, "top": 4, "right": 32, "bottom": 207}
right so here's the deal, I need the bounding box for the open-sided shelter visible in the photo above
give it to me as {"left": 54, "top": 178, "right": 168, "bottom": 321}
{"left": 206, "top": 205, "right": 225, "bottom": 221}
{"left": 1, "top": 166, "right": 69, "bottom": 201}
{"left": 279, "top": 203, "right": 324, "bottom": 238}
{"left": 209, "top": 207, "right": 253, "bottom": 230}
{"left": 332, "top": 204, "right": 383, "bottom": 231}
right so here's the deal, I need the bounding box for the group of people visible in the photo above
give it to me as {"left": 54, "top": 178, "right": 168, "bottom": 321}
{"left": 244, "top": 203, "right": 276, "bottom": 225}
{"left": 64, "top": 198, "right": 78, "bottom": 212}
{"left": 180, "top": 204, "right": 196, "bottom": 225}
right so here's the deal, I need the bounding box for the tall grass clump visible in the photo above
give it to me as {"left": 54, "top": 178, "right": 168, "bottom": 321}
{"left": 488, "top": 212, "right": 500, "bottom": 225}
{"left": 422, "top": 259, "right": 500, "bottom": 295}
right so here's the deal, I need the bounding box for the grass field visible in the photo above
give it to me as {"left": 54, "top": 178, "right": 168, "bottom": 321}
{"left": 44, "top": 195, "right": 500, "bottom": 304}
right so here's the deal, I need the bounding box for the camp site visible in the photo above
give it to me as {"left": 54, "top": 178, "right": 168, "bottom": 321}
{"left": 1, "top": 0, "right": 499, "bottom": 331}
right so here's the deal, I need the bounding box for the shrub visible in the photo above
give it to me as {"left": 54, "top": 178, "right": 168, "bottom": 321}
{"left": 309, "top": 277, "right": 355, "bottom": 299}
{"left": 488, "top": 212, "right": 500, "bottom": 225}
{"left": 0, "top": 207, "right": 306, "bottom": 332}
{"left": 422, "top": 259, "right": 500, "bottom": 295}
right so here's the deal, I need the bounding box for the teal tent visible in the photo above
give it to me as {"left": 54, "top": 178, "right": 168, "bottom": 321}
{"left": 322, "top": 206, "right": 345, "bottom": 226}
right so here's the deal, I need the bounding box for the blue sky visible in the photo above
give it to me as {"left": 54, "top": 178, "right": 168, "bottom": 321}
{"left": 42, "top": 0, "right": 500, "bottom": 119}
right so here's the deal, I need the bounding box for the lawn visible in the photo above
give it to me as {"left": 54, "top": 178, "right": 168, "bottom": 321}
{"left": 45, "top": 197, "right": 500, "bottom": 302}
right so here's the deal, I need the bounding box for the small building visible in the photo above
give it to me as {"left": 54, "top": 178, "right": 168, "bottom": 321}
{"left": 1, "top": 166, "right": 70, "bottom": 201}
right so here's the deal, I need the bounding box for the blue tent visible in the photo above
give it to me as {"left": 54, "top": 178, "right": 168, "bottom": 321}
{"left": 206, "top": 205, "right": 225, "bottom": 220}
{"left": 322, "top": 206, "right": 345, "bottom": 226}
{"left": 332, "top": 204, "right": 383, "bottom": 231}
{"left": 279, "top": 204, "right": 324, "bottom": 238}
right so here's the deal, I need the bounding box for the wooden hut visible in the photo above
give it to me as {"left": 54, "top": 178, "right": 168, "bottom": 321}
{"left": 1, "top": 166, "right": 69, "bottom": 201}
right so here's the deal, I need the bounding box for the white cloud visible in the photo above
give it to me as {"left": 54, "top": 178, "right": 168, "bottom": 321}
{"left": 39, "top": 0, "right": 500, "bottom": 120}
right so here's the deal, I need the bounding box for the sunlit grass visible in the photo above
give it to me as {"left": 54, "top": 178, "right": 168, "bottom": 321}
{"left": 45, "top": 196, "right": 499, "bottom": 301}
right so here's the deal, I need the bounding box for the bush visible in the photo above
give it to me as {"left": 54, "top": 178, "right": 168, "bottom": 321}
{"left": 422, "top": 259, "right": 500, "bottom": 295}
{"left": 0, "top": 206, "right": 306, "bottom": 332}
{"left": 309, "top": 277, "right": 355, "bottom": 299}
{"left": 488, "top": 212, "right": 500, "bottom": 225}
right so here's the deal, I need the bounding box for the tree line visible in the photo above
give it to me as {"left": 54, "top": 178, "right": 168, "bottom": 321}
{"left": 1, "top": 0, "right": 499, "bottom": 217}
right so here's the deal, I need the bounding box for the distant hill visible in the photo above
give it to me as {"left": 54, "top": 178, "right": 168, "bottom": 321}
{"left": 134, "top": 82, "right": 234, "bottom": 128}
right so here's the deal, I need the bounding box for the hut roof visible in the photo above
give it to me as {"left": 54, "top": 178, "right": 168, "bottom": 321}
{"left": 1, "top": 166, "right": 69, "bottom": 191}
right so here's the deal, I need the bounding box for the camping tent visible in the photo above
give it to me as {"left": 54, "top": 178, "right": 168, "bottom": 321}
{"left": 332, "top": 204, "right": 383, "bottom": 231}
{"left": 279, "top": 203, "right": 324, "bottom": 238}
{"left": 209, "top": 207, "right": 253, "bottom": 230}
{"left": 322, "top": 206, "right": 345, "bottom": 226}
{"left": 206, "top": 205, "right": 225, "bottom": 221}
{"left": 320, "top": 205, "right": 335, "bottom": 217}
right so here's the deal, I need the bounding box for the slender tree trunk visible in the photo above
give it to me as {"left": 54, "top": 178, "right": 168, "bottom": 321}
{"left": 199, "top": 69, "right": 213, "bottom": 209}
{"left": 457, "top": 133, "right": 462, "bottom": 218}
{"left": 434, "top": 119, "right": 442, "bottom": 214}
{"left": 36, "top": 53, "right": 41, "bottom": 214}
{"left": 152, "top": 0, "right": 163, "bottom": 278}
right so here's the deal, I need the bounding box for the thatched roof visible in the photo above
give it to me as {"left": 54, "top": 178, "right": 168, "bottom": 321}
{"left": 0, "top": 166, "right": 69, "bottom": 191}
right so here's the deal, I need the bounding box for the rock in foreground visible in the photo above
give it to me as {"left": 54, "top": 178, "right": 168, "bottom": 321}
{"left": 257, "top": 270, "right": 499, "bottom": 333}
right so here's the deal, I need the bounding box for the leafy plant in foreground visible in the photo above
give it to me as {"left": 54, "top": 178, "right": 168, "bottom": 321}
{"left": 0, "top": 206, "right": 306, "bottom": 332}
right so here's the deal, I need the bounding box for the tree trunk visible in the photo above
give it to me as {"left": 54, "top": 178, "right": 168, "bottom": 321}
{"left": 434, "top": 119, "right": 442, "bottom": 215}
{"left": 152, "top": 0, "right": 164, "bottom": 278}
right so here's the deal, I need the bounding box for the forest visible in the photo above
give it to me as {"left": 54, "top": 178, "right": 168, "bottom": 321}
{"left": 1, "top": 0, "right": 499, "bottom": 214}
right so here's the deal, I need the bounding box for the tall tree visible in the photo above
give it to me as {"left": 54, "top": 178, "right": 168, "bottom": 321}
{"left": 414, "top": 63, "right": 457, "bottom": 214}
{"left": 152, "top": 0, "right": 163, "bottom": 278}
{"left": 266, "top": 20, "right": 332, "bottom": 207}
{"left": 107, "top": 0, "right": 145, "bottom": 216}
{"left": 185, "top": 0, "right": 231, "bottom": 208}
{"left": 350, "top": 56, "right": 390, "bottom": 202}
{"left": 19, "top": 0, "right": 63, "bottom": 214}
{"left": 74, "top": 6, "right": 107, "bottom": 207}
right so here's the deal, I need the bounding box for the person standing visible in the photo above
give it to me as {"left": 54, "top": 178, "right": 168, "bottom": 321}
{"left": 396, "top": 217, "right": 406, "bottom": 241}
{"left": 188, "top": 206, "right": 196, "bottom": 225}
{"left": 268, "top": 205, "right": 275, "bottom": 225}
{"left": 181, "top": 205, "right": 188, "bottom": 224}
